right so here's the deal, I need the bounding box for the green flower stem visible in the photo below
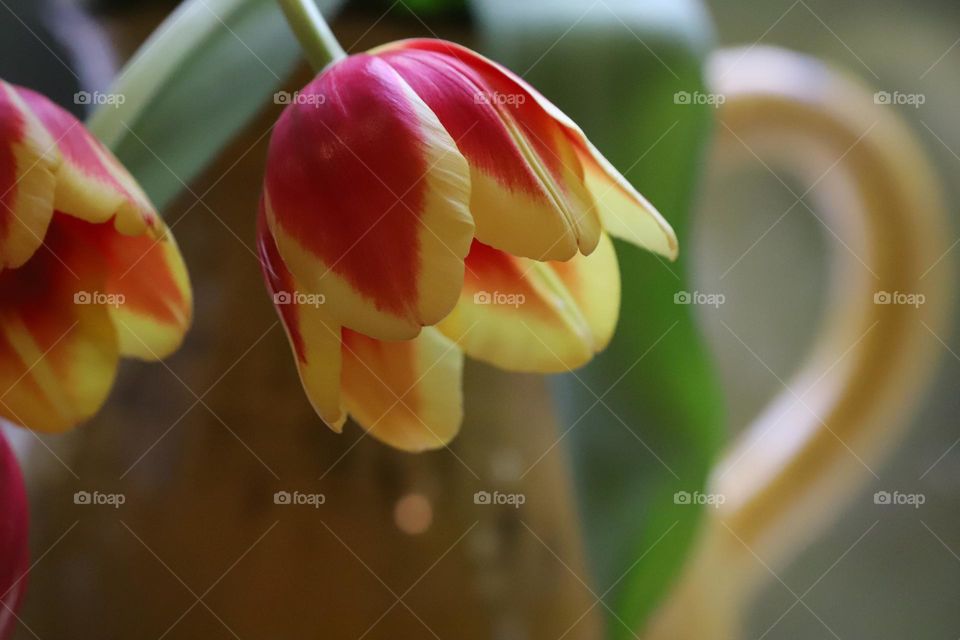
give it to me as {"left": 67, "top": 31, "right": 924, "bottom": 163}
{"left": 277, "top": 0, "right": 346, "bottom": 70}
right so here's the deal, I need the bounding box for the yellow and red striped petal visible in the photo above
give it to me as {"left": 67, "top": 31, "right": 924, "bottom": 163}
{"left": 0, "top": 211, "right": 190, "bottom": 432}
{"left": 80, "top": 220, "right": 191, "bottom": 361}
{"left": 492, "top": 75, "right": 677, "bottom": 258}
{"left": 0, "top": 215, "right": 120, "bottom": 433}
{"left": 375, "top": 39, "right": 601, "bottom": 262}
{"left": 437, "top": 233, "right": 620, "bottom": 373}
{"left": 264, "top": 54, "right": 473, "bottom": 342}
{"left": 13, "top": 85, "right": 159, "bottom": 238}
{"left": 260, "top": 199, "right": 464, "bottom": 451}
{"left": 565, "top": 136, "right": 677, "bottom": 260}
{"left": 0, "top": 82, "right": 59, "bottom": 269}
{"left": 258, "top": 203, "right": 345, "bottom": 429}
{"left": 377, "top": 39, "right": 677, "bottom": 261}
{"left": 341, "top": 326, "right": 463, "bottom": 452}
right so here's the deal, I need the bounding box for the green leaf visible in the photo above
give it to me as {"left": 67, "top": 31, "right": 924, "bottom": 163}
{"left": 475, "top": 1, "right": 725, "bottom": 636}
{"left": 88, "top": 0, "right": 345, "bottom": 212}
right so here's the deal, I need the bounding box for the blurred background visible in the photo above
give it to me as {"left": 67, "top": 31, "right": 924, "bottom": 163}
{"left": 699, "top": 1, "right": 960, "bottom": 638}
{"left": 1, "top": 0, "right": 958, "bottom": 638}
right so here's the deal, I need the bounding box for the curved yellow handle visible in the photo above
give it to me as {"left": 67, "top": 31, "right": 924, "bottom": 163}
{"left": 645, "top": 46, "right": 954, "bottom": 639}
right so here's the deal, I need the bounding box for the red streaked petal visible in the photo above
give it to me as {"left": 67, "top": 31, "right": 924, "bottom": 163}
{"left": 14, "top": 86, "right": 159, "bottom": 237}
{"left": 261, "top": 197, "right": 463, "bottom": 447}
{"left": 341, "top": 326, "right": 463, "bottom": 452}
{"left": 0, "top": 215, "right": 119, "bottom": 433}
{"left": 375, "top": 39, "right": 601, "bottom": 261}
{"left": 264, "top": 54, "right": 473, "bottom": 341}
{"left": 437, "top": 234, "right": 620, "bottom": 373}
{"left": 378, "top": 39, "right": 677, "bottom": 260}
{"left": 258, "top": 203, "right": 345, "bottom": 429}
{"left": 0, "top": 81, "right": 58, "bottom": 269}
{"left": 0, "top": 431, "right": 29, "bottom": 640}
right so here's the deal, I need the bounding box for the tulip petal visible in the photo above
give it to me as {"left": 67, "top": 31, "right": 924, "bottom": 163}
{"left": 341, "top": 326, "right": 463, "bottom": 452}
{"left": 258, "top": 204, "right": 345, "bottom": 429}
{"left": 438, "top": 233, "right": 620, "bottom": 373}
{"left": 80, "top": 220, "right": 191, "bottom": 360}
{"left": 379, "top": 39, "right": 677, "bottom": 260}
{"left": 566, "top": 137, "right": 678, "bottom": 260}
{"left": 0, "top": 215, "right": 119, "bottom": 433}
{"left": 0, "top": 81, "right": 59, "bottom": 269}
{"left": 376, "top": 39, "right": 601, "bottom": 262}
{"left": 14, "top": 86, "right": 158, "bottom": 237}
{"left": 260, "top": 198, "right": 463, "bottom": 448}
{"left": 264, "top": 54, "right": 473, "bottom": 341}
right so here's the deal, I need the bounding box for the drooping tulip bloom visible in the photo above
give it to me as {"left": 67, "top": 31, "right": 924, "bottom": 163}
{"left": 259, "top": 39, "right": 676, "bottom": 451}
{"left": 0, "top": 80, "right": 191, "bottom": 432}
{"left": 0, "top": 431, "right": 28, "bottom": 639}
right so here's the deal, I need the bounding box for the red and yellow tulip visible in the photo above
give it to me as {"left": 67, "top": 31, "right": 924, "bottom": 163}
{"left": 0, "top": 431, "right": 28, "bottom": 639}
{"left": 0, "top": 80, "right": 191, "bottom": 433}
{"left": 259, "top": 39, "right": 676, "bottom": 451}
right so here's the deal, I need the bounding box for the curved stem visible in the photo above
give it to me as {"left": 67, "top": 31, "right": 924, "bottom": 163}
{"left": 277, "top": 0, "right": 346, "bottom": 71}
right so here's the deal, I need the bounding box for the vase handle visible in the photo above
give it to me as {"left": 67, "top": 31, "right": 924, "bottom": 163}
{"left": 646, "top": 45, "right": 954, "bottom": 639}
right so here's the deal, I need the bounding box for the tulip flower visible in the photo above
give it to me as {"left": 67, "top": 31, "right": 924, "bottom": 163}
{"left": 259, "top": 39, "right": 676, "bottom": 451}
{"left": 0, "top": 431, "right": 28, "bottom": 639}
{"left": 0, "top": 80, "right": 191, "bottom": 432}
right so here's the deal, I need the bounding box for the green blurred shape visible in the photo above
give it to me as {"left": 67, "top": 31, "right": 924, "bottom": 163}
{"left": 89, "top": 0, "right": 344, "bottom": 212}
{"left": 475, "top": 1, "right": 726, "bottom": 636}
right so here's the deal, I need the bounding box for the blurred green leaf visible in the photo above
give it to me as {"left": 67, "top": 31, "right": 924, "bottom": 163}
{"left": 89, "top": 0, "right": 345, "bottom": 212}
{"left": 475, "top": 0, "right": 725, "bottom": 636}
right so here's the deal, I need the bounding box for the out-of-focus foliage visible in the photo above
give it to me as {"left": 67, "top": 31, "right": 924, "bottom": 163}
{"left": 89, "top": 0, "right": 344, "bottom": 212}
{"left": 476, "top": 1, "right": 726, "bottom": 637}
